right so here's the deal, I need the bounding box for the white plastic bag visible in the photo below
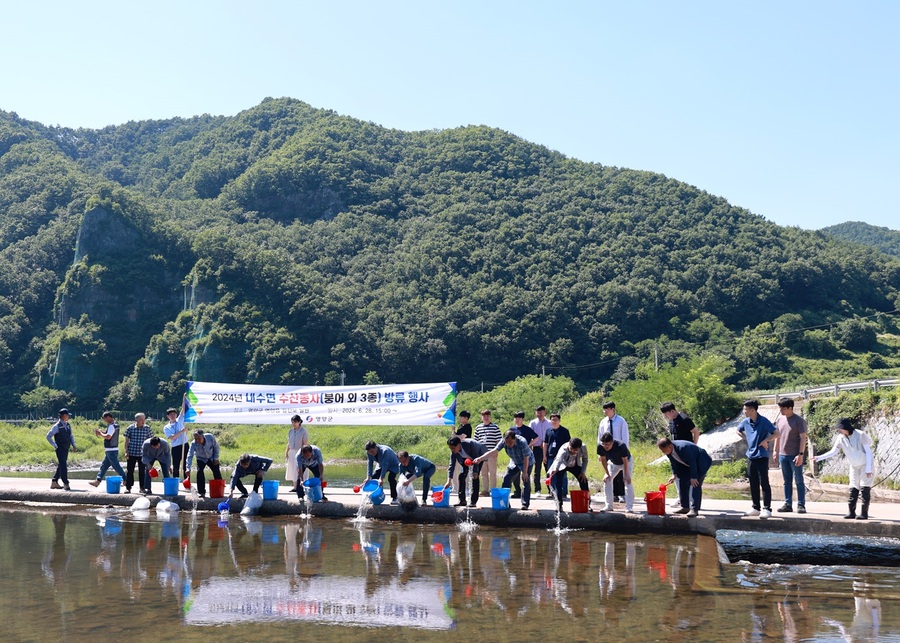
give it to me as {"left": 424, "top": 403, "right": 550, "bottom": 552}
{"left": 398, "top": 474, "right": 419, "bottom": 509}
{"left": 240, "top": 491, "right": 263, "bottom": 516}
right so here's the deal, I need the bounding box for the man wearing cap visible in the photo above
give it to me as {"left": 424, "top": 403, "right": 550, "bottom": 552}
{"left": 142, "top": 436, "right": 172, "bottom": 495}
{"left": 47, "top": 408, "right": 77, "bottom": 491}
{"left": 123, "top": 413, "right": 152, "bottom": 493}
{"left": 89, "top": 412, "right": 126, "bottom": 487}
{"left": 229, "top": 453, "right": 273, "bottom": 499}
{"left": 185, "top": 430, "right": 222, "bottom": 498}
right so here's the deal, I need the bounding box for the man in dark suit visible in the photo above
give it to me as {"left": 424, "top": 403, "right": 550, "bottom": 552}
{"left": 657, "top": 438, "right": 712, "bottom": 517}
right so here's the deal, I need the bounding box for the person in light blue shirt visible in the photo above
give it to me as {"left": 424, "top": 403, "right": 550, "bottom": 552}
{"left": 475, "top": 430, "right": 534, "bottom": 510}
{"left": 364, "top": 441, "right": 401, "bottom": 504}
{"left": 737, "top": 399, "right": 777, "bottom": 518}
{"left": 398, "top": 451, "right": 436, "bottom": 504}
{"left": 163, "top": 405, "right": 189, "bottom": 480}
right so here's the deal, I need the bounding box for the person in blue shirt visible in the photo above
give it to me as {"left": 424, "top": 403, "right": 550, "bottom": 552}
{"left": 364, "top": 441, "right": 401, "bottom": 505}
{"left": 295, "top": 444, "right": 328, "bottom": 502}
{"left": 475, "top": 430, "right": 534, "bottom": 510}
{"left": 229, "top": 453, "right": 273, "bottom": 499}
{"left": 737, "top": 399, "right": 777, "bottom": 518}
{"left": 398, "top": 450, "right": 437, "bottom": 504}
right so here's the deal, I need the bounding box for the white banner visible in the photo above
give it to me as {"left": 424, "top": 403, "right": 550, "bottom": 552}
{"left": 184, "top": 381, "right": 457, "bottom": 426}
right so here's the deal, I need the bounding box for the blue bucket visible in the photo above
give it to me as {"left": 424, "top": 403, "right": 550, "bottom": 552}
{"left": 490, "top": 487, "right": 510, "bottom": 510}
{"left": 262, "top": 479, "right": 280, "bottom": 500}
{"left": 363, "top": 480, "right": 385, "bottom": 505}
{"left": 106, "top": 476, "right": 122, "bottom": 494}
{"left": 303, "top": 477, "right": 324, "bottom": 502}
{"left": 163, "top": 477, "right": 179, "bottom": 497}
{"left": 431, "top": 485, "right": 450, "bottom": 507}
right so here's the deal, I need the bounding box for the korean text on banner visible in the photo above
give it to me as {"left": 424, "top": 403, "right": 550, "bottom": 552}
{"left": 184, "top": 381, "right": 457, "bottom": 426}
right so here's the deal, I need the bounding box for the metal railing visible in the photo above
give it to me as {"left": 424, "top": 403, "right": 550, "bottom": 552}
{"left": 757, "top": 378, "right": 899, "bottom": 404}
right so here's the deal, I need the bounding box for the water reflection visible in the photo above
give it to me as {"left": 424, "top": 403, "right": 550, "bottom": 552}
{"left": 0, "top": 507, "right": 897, "bottom": 640}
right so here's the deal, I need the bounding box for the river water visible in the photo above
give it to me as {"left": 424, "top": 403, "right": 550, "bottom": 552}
{"left": 3, "top": 506, "right": 897, "bottom": 641}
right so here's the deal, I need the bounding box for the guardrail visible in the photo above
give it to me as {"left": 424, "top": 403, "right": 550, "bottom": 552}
{"left": 757, "top": 378, "right": 899, "bottom": 403}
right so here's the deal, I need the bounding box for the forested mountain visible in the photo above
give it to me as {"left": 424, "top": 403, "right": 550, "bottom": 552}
{"left": 821, "top": 221, "right": 900, "bottom": 258}
{"left": 1, "top": 98, "right": 899, "bottom": 413}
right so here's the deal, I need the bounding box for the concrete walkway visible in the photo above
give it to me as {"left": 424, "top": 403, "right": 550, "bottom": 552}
{"left": 1, "top": 475, "right": 897, "bottom": 539}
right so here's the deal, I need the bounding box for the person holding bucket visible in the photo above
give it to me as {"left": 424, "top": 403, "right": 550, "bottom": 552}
{"left": 596, "top": 432, "right": 634, "bottom": 513}
{"left": 89, "top": 412, "right": 126, "bottom": 487}
{"left": 229, "top": 453, "right": 273, "bottom": 499}
{"left": 657, "top": 437, "right": 712, "bottom": 517}
{"left": 141, "top": 436, "right": 171, "bottom": 495}
{"left": 185, "top": 430, "right": 222, "bottom": 497}
{"left": 398, "top": 450, "right": 436, "bottom": 504}
{"left": 547, "top": 437, "right": 591, "bottom": 511}
{"left": 444, "top": 436, "right": 489, "bottom": 507}
{"left": 295, "top": 444, "right": 327, "bottom": 502}
{"left": 473, "top": 430, "right": 534, "bottom": 510}
{"left": 364, "top": 441, "right": 401, "bottom": 505}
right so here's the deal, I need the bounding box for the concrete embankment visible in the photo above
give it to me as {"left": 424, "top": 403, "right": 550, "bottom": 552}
{"left": 2, "top": 476, "right": 898, "bottom": 540}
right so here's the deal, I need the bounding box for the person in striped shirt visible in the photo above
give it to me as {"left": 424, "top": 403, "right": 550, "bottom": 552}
{"left": 474, "top": 410, "right": 502, "bottom": 493}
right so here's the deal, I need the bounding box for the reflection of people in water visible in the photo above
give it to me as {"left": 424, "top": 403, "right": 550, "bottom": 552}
{"left": 776, "top": 586, "right": 816, "bottom": 643}
{"left": 42, "top": 514, "right": 70, "bottom": 590}
{"left": 821, "top": 581, "right": 882, "bottom": 641}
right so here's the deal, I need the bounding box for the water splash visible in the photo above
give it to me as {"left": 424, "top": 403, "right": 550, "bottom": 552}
{"left": 189, "top": 486, "right": 200, "bottom": 514}
{"left": 352, "top": 493, "right": 372, "bottom": 525}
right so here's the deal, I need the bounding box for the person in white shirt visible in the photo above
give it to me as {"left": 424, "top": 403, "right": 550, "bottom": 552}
{"left": 597, "top": 401, "right": 629, "bottom": 501}
{"left": 529, "top": 405, "right": 552, "bottom": 496}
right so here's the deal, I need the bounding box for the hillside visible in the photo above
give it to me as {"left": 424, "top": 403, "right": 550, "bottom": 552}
{"left": 1, "top": 98, "right": 899, "bottom": 413}
{"left": 821, "top": 221, "right": 900, "bottom": 258}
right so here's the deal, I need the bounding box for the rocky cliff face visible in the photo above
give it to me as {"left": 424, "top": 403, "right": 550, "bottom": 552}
{"left": 41, "top": 206, "right": 185, "bottom": 407}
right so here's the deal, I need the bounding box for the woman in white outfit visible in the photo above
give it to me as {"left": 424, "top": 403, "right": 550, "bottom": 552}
{"left": 285, "top": 415, "right": 309, "bottom": 491}
{"left": 814, "top": 417, "right": 875, "bottom": 520}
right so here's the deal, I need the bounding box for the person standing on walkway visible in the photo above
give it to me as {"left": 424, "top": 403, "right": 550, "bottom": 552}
{"left": 737, "top": 399, "right": 777, "bottom": 519}
{"left": 47, "top": 408, "right": 77, "bottom": 491}
{"left": 185, "top": 430, "right": 222, "bottom": 498}
{"left": 89, "top": 411, "right": 126, "bottom": 487}
{"left": 596, "top": 432, "right": 635, "bottom": 513}
{"left": 364, "top": 441, "right": 401, "bottom": 505}
{"left": 657, "top": 438, "right": 712, "bottom": 517}
{"left": 123, "top": 413, "right": 152, "bottom": 493}
{"left": 773, "top": 398, "right": 808, "bottom": 514}
{"left": 164, "top": 405, "right": 189, "bottom": 481}
{"left": 444, "top": 436, "right": 488, "bottom": 507}
{"left": 229, "top": 453, "right": 273, "bottom": 498}
{"left": 295, "top": 444, "right": 327, "bottom": 502}
{"left": 598, "top": 402, "right": 629, "bottom": 502}
{"left": 285, "top": 415, "right": 310, "bottom": 492}
{"left": 398, "top": 450, "right": 437, "bottom": 504}
{"left": 814, "top": 418, "right": 875, "bottom": 520}
{"left": 142, "top": 436, "right": 171, "bottom": 495}
{"left": 474, "top": 430, "right": 534, "bottom": 510}
{"left": 660, "top": 402, "right": 699, "bottom": 507}
{"left": 547, "top": 437, "right": 591, "bottom": 511}
{"left": 474, "top": 410, "right": 502, "bottom": 494}
{"left": 509, "top": 411, "right": 538, "bottom": 498}
{"left": 529, "top": 405, "right": 552, "bottom": 496}
{"left": 545, "top": 413, "right": 571, "bottom": 499}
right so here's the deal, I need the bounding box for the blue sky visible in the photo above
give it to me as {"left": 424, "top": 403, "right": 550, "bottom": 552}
{"left": 1, "top": 1, "right": 897, "bottom": 231}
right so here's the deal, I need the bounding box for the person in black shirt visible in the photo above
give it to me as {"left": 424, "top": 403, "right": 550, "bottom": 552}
{"left": 596, "top": 432, "right": 634, "bottom": 513}
{"left": 454, "top": 410, "right": 473, "bottom": 439}
{"left": 660, "top": 402, "right": 699, "bottom": 443}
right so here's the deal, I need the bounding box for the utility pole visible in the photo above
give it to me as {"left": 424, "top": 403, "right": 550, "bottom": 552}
{"left": 340, "top": 370, "right": 345, "bottom": 386}
{"left": 654, "top": 342, "right": 659, "bottom": 372}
